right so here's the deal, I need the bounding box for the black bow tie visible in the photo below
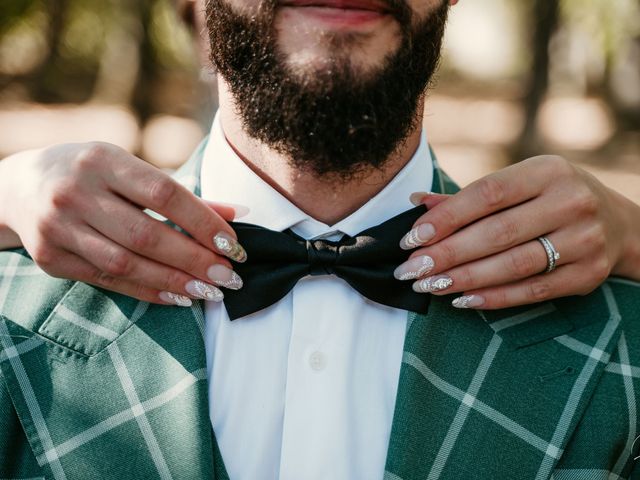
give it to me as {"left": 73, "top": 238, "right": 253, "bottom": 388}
{"left": 222, "top": 205, "right": 430, "bottom": 320}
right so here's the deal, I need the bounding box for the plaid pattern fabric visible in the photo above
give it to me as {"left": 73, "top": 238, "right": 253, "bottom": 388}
{"left": 0, "top": 142, "right": 639, "bottom": 479}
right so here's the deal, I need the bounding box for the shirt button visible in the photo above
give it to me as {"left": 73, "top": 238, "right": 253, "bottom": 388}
{"left": 309, "top": 351, "right": 326, "bottom": 372}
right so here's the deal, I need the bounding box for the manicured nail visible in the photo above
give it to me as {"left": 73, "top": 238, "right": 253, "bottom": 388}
{"left": 452, "top": 295, "right": 485, "bottom": 309}
{"left": 207, "top": 264, "right": 243, "bottom": 290}
{"left": 394, "top": 255, "right": 435, "bottom": 281}
{"left": 159, "top": 292, "right": 193, "bottom": 307}
{"left": 185, "top": 280, "right": 224, "bottom": 302}
{"left": 224, "top": 203, "right": 250, "bottom": 219}
{"left": 213, "top": 232, "right": 247, "bottom": 263}
{"left": 400, "top": 223, "right": 436, "bottom": 250}
{"left": 409, "top": 191, "right": 430, "bottom": 206}
{"left": 413, "top": 275, "right": 453, "bottom": 293}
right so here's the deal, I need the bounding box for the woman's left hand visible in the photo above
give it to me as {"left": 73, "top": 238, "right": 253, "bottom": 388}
{"left": 394, "top": 155, "right": 640, "bottom": 309}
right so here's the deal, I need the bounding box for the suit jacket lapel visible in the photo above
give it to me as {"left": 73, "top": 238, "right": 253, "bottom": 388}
{"left": 385, "top": 159, "right": 624, "bottom": 480}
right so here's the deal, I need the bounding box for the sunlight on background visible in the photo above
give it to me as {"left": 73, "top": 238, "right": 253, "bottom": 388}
{"left": 0, "top": 0, "right": 638, "bottom": 198}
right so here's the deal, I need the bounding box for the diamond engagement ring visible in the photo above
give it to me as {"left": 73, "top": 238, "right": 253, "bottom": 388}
{"left": 537, "top": 236, "right": 560, "bottom": 273}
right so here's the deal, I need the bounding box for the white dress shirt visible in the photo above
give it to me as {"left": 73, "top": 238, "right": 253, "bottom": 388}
{"left": 200, "top": 114, "right": 434, "bottom": 480}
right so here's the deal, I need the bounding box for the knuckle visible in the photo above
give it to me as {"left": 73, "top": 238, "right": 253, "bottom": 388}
{"left": 162, "top": 270, "right": 185, "bottom": 292}
{"left": 572, "top": 188, "right": 599, "bottom": 216}
{"left": 184, "top": 248, "right": 206, "bottom": 274}
{"left": 147, "top": 177, "right": 177, "bottom": 210}
{"left": 529, "top": 280, "right": 553, "bottom": 302}
{"left": 435, "top": 205, "right": 459, "bottom": 230}
{"left": 49, "top": 184, "right": 77, "bottom": 210}
{"left": 489, "top": 216, "right": 520, "bottom": 249}
{"left": 507, "top": 249, "right": 540, "bottom": 277}
{"left": 586, "top": 224, "right": 607, "bottom": 251}
{"left": 195, "top": 212, "right": 217, "bottom": 238}
{"left": 31, "top": 245, "right": 56, "bottom": 270}
{"left": 103, "top": 250, "right": 134, "bottom": 277}
{"left": 489, "top": 290, "right": 508, "bottom": 308}
{"left": 477, "top": 177, "right": 507, "bottom": 207}
{"left": 128, "top": 219, "right": 157, "bottom": 251}
{"left": 76, "top": 142, "right": 108, "bottom": 171}
{"left": 92, "top": 270, "right": 117, "bottom": 288}
{"left": 36, "top": 217, "right": 58, "bottom": 239}
{"left": 437, "top": 242, "right": 458, "bottom": 267}
{"left": 133, "top": 284, "right": 152, "bottom": 301}
{"left": 546, "top": 155, "right": 573, "bottom": 176}
{"left": 591, "top": 256, "right": 611, "bottom": 283}
{"left": 454, "top": 267, "right": 473, "bottom": 289}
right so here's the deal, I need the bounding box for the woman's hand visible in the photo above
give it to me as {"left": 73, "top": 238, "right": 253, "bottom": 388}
{"left": 394, "top": 155, "right": 640, "bottom": 309}
{"left": 0, "top": 142, "right": 247, "bottom": 307}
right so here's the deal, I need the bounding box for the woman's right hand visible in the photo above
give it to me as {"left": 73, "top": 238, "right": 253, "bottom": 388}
{"left": 0, "top": 142, "right": 246, "bottom": 307}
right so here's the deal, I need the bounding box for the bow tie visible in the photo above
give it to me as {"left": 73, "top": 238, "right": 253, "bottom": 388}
{"left": 221, "top": 205, "right": 430, "bottom": 320}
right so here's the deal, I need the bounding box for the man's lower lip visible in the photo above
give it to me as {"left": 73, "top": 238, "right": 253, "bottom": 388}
{"left": 280, "top": 6, "right": 390, "bottom": 27}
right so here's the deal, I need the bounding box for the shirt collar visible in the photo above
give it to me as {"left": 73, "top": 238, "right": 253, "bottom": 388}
{"left": 200, "top": 113, "right": 434, "bottom": 240}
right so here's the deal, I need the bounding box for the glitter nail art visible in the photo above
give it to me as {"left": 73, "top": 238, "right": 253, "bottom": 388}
{"left": 395, "top": 255, "right": 435, "bottom": 280}
{"left": 452, "top": 295, "right": 484, "bottom": 309}
{"left": 401, "top": 228, "right": 423, "bottom": 250}
{"left": 213, "top": 232, "right": 247, "bottom": 263}
{"left": 186, "top": 280, "right": 224, "bottom": 302}
{"left": 413, "top": 275, "right": 453, "bottom": 293}
{"left": 207, "top": 264, "right": 243, "bottom": 290}
{"left": 400, "top": 223, "right": 436, "bottom": 250}
{"left": 160, "top": 292, "right": 193, "bottom": 307}
{"left": 215, "top": 271, "right": 243, "bottom": 290}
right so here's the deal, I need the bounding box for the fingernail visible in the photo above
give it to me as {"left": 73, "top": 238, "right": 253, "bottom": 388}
{"left": 452, "top": 295, "right": 485, "bottom": 309}
{"left": 221, "top": 203, "right": 250, "bottom": 219}
{"left": 213, "top": 232, "right": 247, "bottom": 262}
{"left": 409, "top": 191, "right": 430, "bottom": 206}
{"left": 185, "top": 280, "right": 224, "bottom": 302}
{"left": 159, "top": 291, "right": 193, "bottom": 307}
{"left": 400, "top": 223, "right": 436, "bottom": 250}
{"left": 413, "top": 275, "right": 453, "bottom": 293}
{"left": 394, "top": 255, "right": 435, "bottom": 281}
{"left": 207, "top": 264, "right": 243, "bottom": 290}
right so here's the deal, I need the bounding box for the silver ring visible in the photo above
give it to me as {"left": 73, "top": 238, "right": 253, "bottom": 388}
{"left": 537, "top": 236, "right": 560, "bottom": 273}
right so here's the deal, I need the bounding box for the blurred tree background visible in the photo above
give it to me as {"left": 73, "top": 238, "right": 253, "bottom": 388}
{"left": 0, "top": 0, "right": 638, "bottom": 199}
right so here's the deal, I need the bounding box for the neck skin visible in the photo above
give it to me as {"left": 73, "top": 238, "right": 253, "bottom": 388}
{"left": 217, "top": 78, "right": 424, "bottom": 225}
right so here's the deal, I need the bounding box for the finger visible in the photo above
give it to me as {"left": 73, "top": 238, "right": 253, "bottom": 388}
{"left": 450, "top": 264, "right": 594, "bottom": 310}
{"left": 63, "top": 224, "right": 225, "bottom": 302}
{"left": 82, "top": 192, "right": 243, "bottom": 288}
{"left": 103, "top": 155, "right": 246, "bottom": 261}
{"left": 44, "top": 249, "right": 173, "bottom": 305}
{"left": 405, "top": 195, "right": 566, "bottom": 272}
{"left": 409, "top": 192, "right": 450, "bottom": 209}
{"left": 403, "top": 159, "right": 557, "bottom": 248}
{"left": 410, "top": 232, "right": 579, "bottom": 295}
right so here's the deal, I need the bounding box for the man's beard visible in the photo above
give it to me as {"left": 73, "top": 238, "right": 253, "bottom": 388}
{"left": 206, "top": 0, "right": 449, "bottom": 181}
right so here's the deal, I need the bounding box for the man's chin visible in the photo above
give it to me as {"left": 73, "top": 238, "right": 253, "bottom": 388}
{"left": 275, "top": 22, "right": 403, "bottom": 80}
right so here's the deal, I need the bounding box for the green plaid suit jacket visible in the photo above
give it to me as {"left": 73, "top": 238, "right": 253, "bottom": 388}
{"left": 1, "top": 142, "right": 639, "bottom": 480}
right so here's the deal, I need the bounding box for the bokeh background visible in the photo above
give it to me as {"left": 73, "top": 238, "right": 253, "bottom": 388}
{"left": 1, "top": 0, "right": 639, "bottom": 200}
